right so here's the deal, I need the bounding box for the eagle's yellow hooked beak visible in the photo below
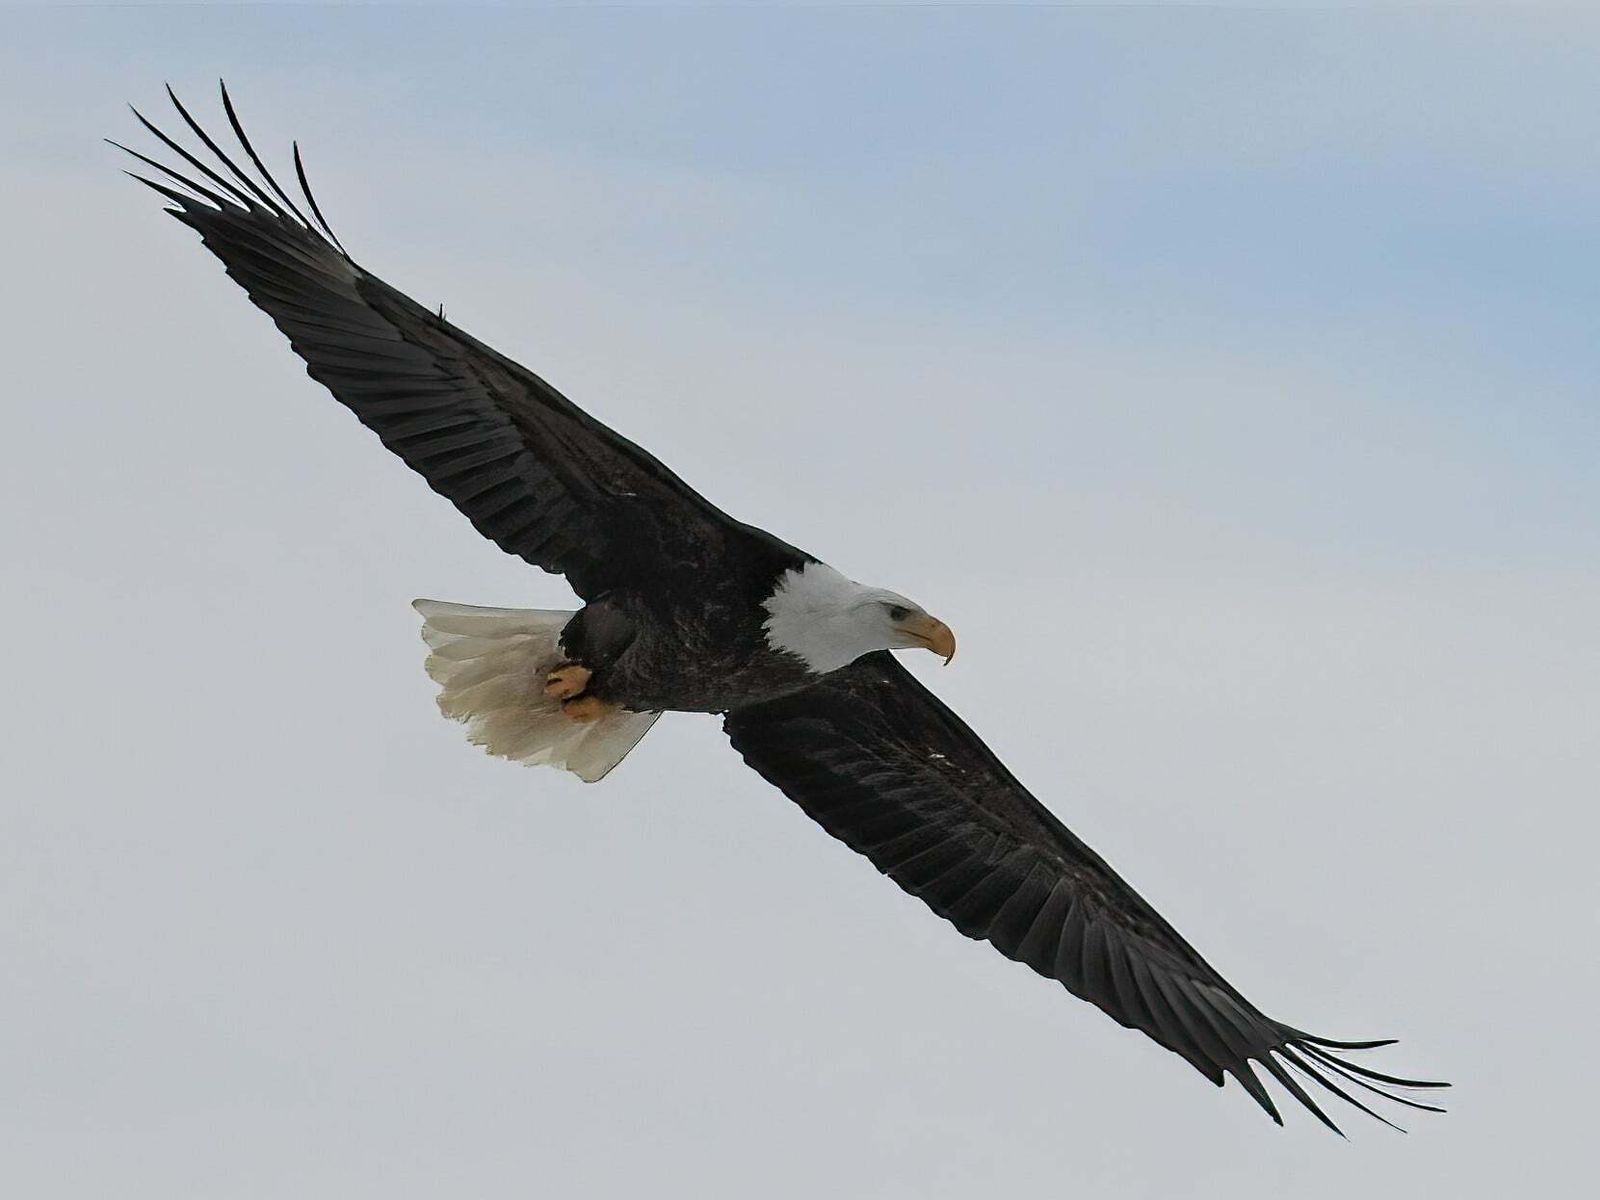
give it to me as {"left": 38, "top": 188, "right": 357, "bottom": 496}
{"left": 902, "top": 613, "right": 957, "bottom": 664}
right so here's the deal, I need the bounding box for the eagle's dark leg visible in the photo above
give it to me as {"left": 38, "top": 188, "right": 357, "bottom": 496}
{"left": 547, "top": 599, "right": 636, "bottom": 712}
{"left": 547, "top": 599, "right": 635, "bottom": 721}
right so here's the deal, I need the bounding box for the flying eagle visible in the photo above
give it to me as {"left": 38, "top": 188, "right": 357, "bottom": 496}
{"left": 116, "top": 85, "right": 1445, "bottom": 1133}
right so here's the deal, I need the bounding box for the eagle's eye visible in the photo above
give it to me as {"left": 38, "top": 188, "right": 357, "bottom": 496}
{"left": 885, "top": 604, "right": 911, "bottom": 622}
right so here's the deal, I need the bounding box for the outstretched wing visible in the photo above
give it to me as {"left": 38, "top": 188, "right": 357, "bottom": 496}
{"left": 115, "top": 84, "right": 795, "bottom": 600}
{"left": 725, "top": 654, "right": 1446, "bottom": 1133}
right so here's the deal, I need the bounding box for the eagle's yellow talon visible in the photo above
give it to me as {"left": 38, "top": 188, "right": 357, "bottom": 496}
{"left": 544, "top": 663, "right": 592, "bottom": 700}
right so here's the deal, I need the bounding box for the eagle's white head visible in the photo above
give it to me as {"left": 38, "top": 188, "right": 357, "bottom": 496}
{"left": 761, "top": 562, "right": 956, "bottom": 675}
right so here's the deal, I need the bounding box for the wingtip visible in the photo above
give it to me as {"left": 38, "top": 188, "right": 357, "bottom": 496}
{"left": 1299, "top": 1040, "right": 1451, "bottom": 1092}
{"left": 1286, "top": 1028, "right": 1401, "bottom": 1051}
{"left": 1263, "top": 1026, "right": 1450, "bottom": 1135}
{"left": 291, "top": 137, "right": 350, "bottom": 255}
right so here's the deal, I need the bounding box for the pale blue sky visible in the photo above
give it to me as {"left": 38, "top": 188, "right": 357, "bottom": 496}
{"left": 3, "top": 5, "right": 1597, "bottom": 1198}
{"left": 14, "top": 2, "right": 1595, "bottom": 561}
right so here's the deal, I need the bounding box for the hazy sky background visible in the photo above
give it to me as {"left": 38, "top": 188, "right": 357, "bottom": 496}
{"left": 4, "top": 3, "right": 1597, "bottom": 1196}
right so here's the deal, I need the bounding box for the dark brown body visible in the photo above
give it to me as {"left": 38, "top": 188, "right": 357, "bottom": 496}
{"left": 559, "top": 584, "right": 818, "bottom": 714}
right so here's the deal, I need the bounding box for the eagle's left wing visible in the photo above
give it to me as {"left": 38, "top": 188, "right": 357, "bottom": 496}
{"left": 113, "top": 85, "right": 801, "bottom": 602}
{"left": 724, "top": 654, "right": 1446, "bottom": 1133}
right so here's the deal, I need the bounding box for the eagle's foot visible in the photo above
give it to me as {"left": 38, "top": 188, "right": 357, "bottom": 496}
{"left": 560, "top": 694, "right": 614, "bottom": 723}
{"left": 543, "top": 663, "right": 592, "bottom": 701}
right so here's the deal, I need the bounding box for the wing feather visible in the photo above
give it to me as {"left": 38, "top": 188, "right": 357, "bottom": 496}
{"left": 118, "top": 83, "right": 798, "bottom": 599}
{"left": 724, "top": 653, "right": 1447, "bottom": 1131}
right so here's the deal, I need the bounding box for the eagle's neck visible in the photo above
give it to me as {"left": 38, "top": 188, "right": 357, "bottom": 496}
{"left": 760, "top": 562, "right": 880, "bottom": 675}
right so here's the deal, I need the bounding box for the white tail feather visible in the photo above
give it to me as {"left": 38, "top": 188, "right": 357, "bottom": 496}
{"left": 412, "top": 599, "right": 659, "bottom": 783}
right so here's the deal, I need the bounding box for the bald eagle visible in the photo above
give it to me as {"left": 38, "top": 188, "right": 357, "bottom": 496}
{"left": 116, "top": 85, "right": 1445, "bottom": 1133}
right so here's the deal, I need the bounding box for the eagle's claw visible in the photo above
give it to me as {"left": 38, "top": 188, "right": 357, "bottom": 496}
{"left": 544, "top": 663, "right": 592, "bottom": 701}
{"left": 560, "top": 695, "right": 613, "bottom": 723}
